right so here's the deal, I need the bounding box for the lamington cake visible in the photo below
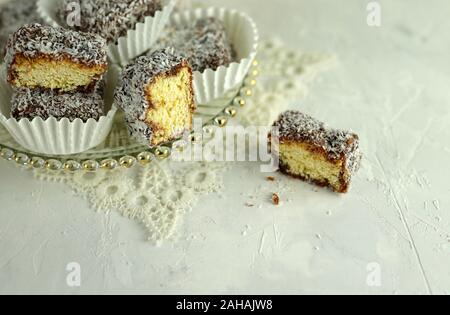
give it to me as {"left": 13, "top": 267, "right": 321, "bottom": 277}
{"left": 115, "top": 49, "right": 195, "bottom": 147}
{"left": 5, "top": 24, "right": 108, "bottom": 93}
{"left": 152, "top": 17, "right": 234, "bottom": 73}
{"left": 59, "top": 0, "right": 163, "bottom": 44}
{"left": 11, "top": 85, "right": 105, "bottom": 122}
{"left": 0, "top": 0, "right": 44, "bottom": 58}
{"left": 272, "top": 111, "right": 362, "bottom": 193}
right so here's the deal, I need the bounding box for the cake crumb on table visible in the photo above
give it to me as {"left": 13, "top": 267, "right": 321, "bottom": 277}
{"left": 272, "top": 193, "right": 280, "bottom": 206}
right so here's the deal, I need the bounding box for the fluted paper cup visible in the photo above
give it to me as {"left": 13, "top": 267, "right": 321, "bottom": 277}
{"left": 170, "top": 8, "right": 259, "bottom": 104}
{"left": 0, "top": 66, "right": 120, "bottom": 155}
{"left": 37, "top": 0, "right": 175, "bottom": 66}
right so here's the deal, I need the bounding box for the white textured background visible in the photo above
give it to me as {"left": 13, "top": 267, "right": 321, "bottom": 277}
{"left": 0, "top": 0, "right": 449, "bottom": 294}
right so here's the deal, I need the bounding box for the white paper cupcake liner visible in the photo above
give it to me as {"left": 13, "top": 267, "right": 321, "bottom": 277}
{"left": 0, "top": 66, "right": 119, "bottom": 156}
{"left": 170, "top": 8, "right": 259, "bottom": 104}
{"left": 37, "top": 0, "right": 175, "bottom": 66}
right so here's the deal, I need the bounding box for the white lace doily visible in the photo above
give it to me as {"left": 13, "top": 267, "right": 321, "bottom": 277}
{"left": 33, "top": 38, "right": 335, "bottom": 244}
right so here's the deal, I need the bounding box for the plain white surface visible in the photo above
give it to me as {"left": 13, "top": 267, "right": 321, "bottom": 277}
{"left": 1, "top": 0, "right": 450, "bottom": 295}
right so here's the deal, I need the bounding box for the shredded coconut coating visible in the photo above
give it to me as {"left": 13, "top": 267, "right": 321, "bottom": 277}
{"left": 0, "top": 0, "right": 44, "bottom": 58}
{"left": 59, "top": 0, "right": 163, "bottom": 44}
{"left": 11, "top": 85, "right": 105, "bottom": 122}
{"left": 115, "top": 48, "right": 188, "bottom": 145}
{"left": 5, "top": 23, "right": 107, "bottom": 71}
{"left": 152, "top": 17, "right": 234, "bottom": 73}
{"left": 273, "top": 110, "right": 362, "bottom": 175}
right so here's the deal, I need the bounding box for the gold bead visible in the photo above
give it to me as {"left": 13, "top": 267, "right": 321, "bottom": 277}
{"left": 100, "top": 159, "right": 118, "bottom": 170}
{"left": 224, "top": 106, "right": 237, "bottom": 117}
{"left": 214, "top": 116, "right": 228, "bottom": 127}
{"left": 137, "top": 152, "right": 153, "bottom": 165}
{"left": 82, "top": 160, "right": 99, "bottom": 172}
{"left": 155, "top": 147, "right": 170, "bottom": 160}
{"left": 46, "top": 159, "right": 62, "bottom": 171}
{"left": 245, "top": 78, "right": 257, "bottom": 87}
{"left": 234, "top": 97, "right": 246, "bottom": 107}
{"left": 119, "top": 156, "right": 136, "bottom": 168}
{"left": 252, "top": 60, "right": 259, "bottom": 67}
{"left": 240, "top": 88, "right": 253, "bottom": 97}
{"left": 14, "top": 153, "right": 30, "bottom": 166}
{"left": 251, "top": 69, "right": 260, "bottom": 77}
{"left": 64, "top": 160, "right": 81, "bottom": 172}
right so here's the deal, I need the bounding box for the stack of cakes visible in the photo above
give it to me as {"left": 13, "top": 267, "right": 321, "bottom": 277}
{"left": 4, "top": 24, "right": 108, "bottom": 122}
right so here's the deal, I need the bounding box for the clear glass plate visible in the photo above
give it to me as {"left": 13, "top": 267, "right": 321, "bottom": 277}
{"left": 0, "top": 62, "right": 259, "bottom": 172}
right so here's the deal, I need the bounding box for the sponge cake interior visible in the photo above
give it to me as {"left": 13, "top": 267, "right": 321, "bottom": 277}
{"left": 145, "top": 66, "right": 194, "bottom": 146}
{"left": 11, "top": 54, "right": 105, "bottom": 92}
